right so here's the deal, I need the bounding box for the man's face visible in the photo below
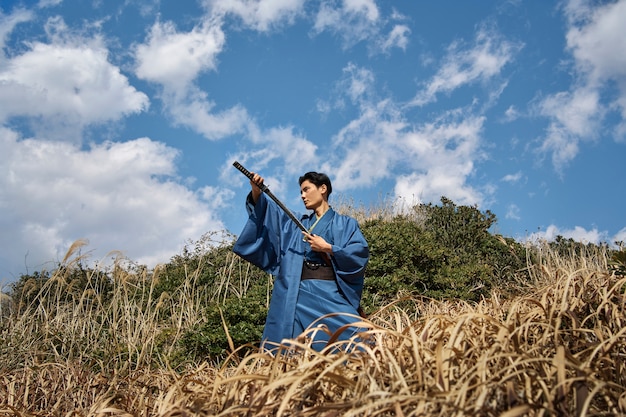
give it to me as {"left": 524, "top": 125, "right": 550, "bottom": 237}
{"left": 300, "top": 180, "right": 326, "bottom": 210}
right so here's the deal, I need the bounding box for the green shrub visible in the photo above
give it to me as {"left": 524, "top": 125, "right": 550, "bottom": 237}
{"left": 361, "top": 197, "right": 528, "bottom": 306}
{"left": 180, "top": 277, "right": 269, "bottom": 360}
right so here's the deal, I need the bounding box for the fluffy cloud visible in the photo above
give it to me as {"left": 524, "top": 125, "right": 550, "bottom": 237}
{"left": 0, "top": 8, "right": 218, "bottom": 279}
{"left": 502, "top": 171, "right": 523, "bottom": 184}
{"left": 537, "top": 0, "right": 626, "bottom": 170}
{"left": 0, "top": 129, "right": 224, "bottom": 278}
{"left": 565, "top": 0, "right": 626, "bottom": 84}
{"left": 204, "top": 0, "right": 306, "bottom": 32}
{"left": 313, "top": 0, "right": 409, "bottom": 53}
{"left": 377, "top": 24, "right": 410, "bottom": 53}
{"left": 505, "top": 204, "right": 521, "bottom": 221}
{"left": 410, "top": 26, "right": 522, "bottom": 107}
{"left": 0, "top": 18, "right": 148, "bottom": 141}
{"left": 318, "top": 65, "right": 403, "bottom": 189}
{"left": 134, "top": 20, "right": 225, "bottom": 91}
{"left": 318, "top": 63, "right": 487, "bottom": 207}
{"left": 527, "top": 224, "right": 608, "bottom": 246}
{"left": 614, "top": 227, "right": 626, "bottom": 246}
{"left": 394, "top": 113, "right": 486, "bottom": 206}
{"left": 1, "top": 42, "right": 148, "bottom": 121}
{"left": 0, "top": 8, "right": 33, "bottom": 47}
{"left": 314, "top": 0, "right": 379, "bottom": 39}
{"left": 166, "top": 92, "right": 250, "bottom": 140}
{"left": 134, "top": 19, "right": 253, "bottom": 140}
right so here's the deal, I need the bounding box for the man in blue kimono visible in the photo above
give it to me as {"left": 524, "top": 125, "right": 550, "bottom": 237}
{"left": 233, "top": 170, "right": 369, "bottom": 352}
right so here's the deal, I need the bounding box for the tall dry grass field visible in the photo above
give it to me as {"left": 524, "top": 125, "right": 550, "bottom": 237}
{"left": 1, "top": 240, "right": 624, "bottom": 416}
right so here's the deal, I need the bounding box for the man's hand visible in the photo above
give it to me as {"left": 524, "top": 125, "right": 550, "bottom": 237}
{"left": 303, "top": 232, "right": 332, "bottom": 254}
{"left": 249, "top": 173, "right": 264, "bottom": 203}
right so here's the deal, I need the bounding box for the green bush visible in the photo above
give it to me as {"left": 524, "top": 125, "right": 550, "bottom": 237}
{"left": 9, "top": 265, "right": 115, "bottom": 313}
{"left": 155, "top": 232, "right": 237, "bottom": 300}
{"left": 360, "top": 197, "right": 528, "bottom": 306}
{"left": 180, "top": 277, "right": 269, "bottom": 360}
{"left": 360, "top": 216, "right": 444, "bottom": 309}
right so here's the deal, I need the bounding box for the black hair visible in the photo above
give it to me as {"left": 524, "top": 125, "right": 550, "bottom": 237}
{"left": 299, "top": 172, "right": 332, "bottom": 199}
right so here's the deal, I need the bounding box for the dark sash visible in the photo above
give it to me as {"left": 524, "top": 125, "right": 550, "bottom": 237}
{"left": 301, "top": 260, "right": 335, "bottom": 280}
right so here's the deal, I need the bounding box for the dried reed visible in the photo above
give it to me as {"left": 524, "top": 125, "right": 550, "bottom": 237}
{"left": 0, "top": 241, "right": 624, "bottom": 416}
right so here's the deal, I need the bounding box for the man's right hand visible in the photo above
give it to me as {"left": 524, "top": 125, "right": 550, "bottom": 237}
{"left": 250, "top": 173, "right": 264, "bottom": 203}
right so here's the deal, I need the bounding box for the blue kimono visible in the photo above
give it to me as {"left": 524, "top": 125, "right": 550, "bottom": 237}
{"left": 233, "top": 192, "right": 369, "bottom": 350}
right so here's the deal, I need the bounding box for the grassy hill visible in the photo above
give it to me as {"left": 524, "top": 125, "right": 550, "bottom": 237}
{"left": 1, "top": 199, "right": 624, "bottom": 416}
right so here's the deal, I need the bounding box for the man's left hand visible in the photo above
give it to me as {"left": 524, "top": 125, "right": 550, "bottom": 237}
{"left": 303, "top": 232, "right": 332, "bottom": 254}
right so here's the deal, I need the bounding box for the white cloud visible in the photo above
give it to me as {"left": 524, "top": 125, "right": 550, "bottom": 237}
{"left": 342, "top": 62, "right": 376, "bottom": 103}
{"left": 527, "top": 224, "right": 608, "bottom": 245}
{"left": 204, "top": 0, "right": 306, "bottom": 32}
{"left": 503, "top": 105, "right": 520, "bottom": 122}
{"left": 502, "top": 171, "right": 523, "bottom": 183}
{"left": 0, "top": 8, "right": 33, "bottom": 49}
{"left": 535, "top": 88, "right": 601, "bottom": 175}
{"left": 321, "top": 25, "right": 520, "bottom": 207}
{"left": 565, "top": 0, "right": 626, "bottom": 142}
{"left": 132, "top": 1, "right": 411, "bottom": 144}
{"left": 37, "top": 0, "right": 63, "bottom": 8}
{"left": 0, "top": 129, "right": 224, "bottom": 278}
{"left": 314, "top": 0, "right": 379, "bottom": 39}
{"left": 166, "top": 90, "right": 250, "bottom": 140}
{"left": 410, "top": 26, "right": 522, "bottom": 107}
{"left": 324, "top": 106, "right": 404, "bottom": 190}
{"left": 614, "top": 227, "right": 626, "bottom": 246}
{"left": 317, "top": 63, "right": 486, "bottom": 207}
{"left": 198, "top": 185, "right": 234, "bottom": 212}
{"left": 134, "top": 18, "right": 254, "bottom": 140}
{"left": 505, "top": 204, "right": 521, "bottom": 221}
{"left": 0, "top": 41, "right": 148, "bottom": 122}
{"left": 537, "top": 0, "right": 626, "bottom": 169}
{"left": 378, "top": 24, "right": 410, "bottom": 53}
{"left": 394, "top": 168, "right": 482, "bottom": 208}
{"left": 539, "top": 87, "right": 601, "bottom": 133}
{"left": 312, "top": 0, "right": 407, "bottom": 54}
{"left": 394, "top": 113, "right": 486, "bottom": 206}
{"left": 134, "top": 19, "right": 225, "bottom": 91}
{"left": 262, "top": 127, "right": 318, "bottom": 174}
{"left": 536, "top": 124, "right": 577, "bottom": 175}
{"left": 0, "top": 17, "right": 148, "bottom": 141}
{"left": 565, "top": 0, "right": 626, "bottom": 84}
{"left": 344, "top": 0, "right": 379, "bottom": 20}
{"left": 244, "top": 123, "right": 319, "bottom": 177}
{"left": 316, "top": 64, "right": 403, "bottom": 189}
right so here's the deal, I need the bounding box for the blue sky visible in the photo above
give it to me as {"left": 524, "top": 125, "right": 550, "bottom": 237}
{"left": 1, "top": 0, "right": 625, "bottom": 281}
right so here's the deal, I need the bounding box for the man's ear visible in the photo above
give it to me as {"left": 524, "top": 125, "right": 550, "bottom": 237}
{"left": 319, "top": 184, "right": 328, "bottom": 198}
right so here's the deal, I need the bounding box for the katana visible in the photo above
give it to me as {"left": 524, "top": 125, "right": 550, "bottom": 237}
{"left": 233, "top": 161, "right": 365, "bottom": 316}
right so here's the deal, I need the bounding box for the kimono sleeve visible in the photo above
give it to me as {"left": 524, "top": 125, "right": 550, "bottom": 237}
{"left": 331, "top": 216, "right": 369, "bottom": 285}
{"left": 232, "top": 193, "right": 291, "bottom": 275}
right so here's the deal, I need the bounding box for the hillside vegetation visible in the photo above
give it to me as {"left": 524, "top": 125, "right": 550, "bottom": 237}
{"left": 1, "top": 197, "right": 624, "bottom": 416}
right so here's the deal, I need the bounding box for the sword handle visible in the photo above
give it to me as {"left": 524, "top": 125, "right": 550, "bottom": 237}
{"left": 232, "top": 161, "right": 268, "bottom": 192}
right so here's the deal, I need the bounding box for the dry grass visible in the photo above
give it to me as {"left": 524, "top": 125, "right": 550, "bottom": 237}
{"left": 331, "top": 193, "right": 427, "bottom": 226}
{"left": 1, "top": 241, "right": 625, "bottom": 416}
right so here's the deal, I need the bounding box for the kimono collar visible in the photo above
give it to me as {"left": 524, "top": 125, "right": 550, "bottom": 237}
{"left": 307, "top": 206, "right": 334, "bottom": 235}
